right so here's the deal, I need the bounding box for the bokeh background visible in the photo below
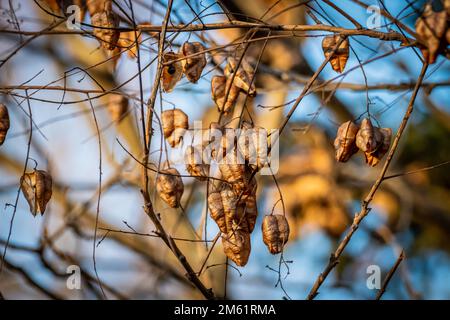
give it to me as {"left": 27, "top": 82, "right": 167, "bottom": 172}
{"left": 0, "top": 0, "right": 449, "bottom": 299}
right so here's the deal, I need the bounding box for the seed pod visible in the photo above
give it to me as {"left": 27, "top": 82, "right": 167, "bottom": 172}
{"left": 91, "top": 9, "right": 120, "bottom": 50}
{"left": 224, "top": 57, "right": 256, "bottom": 96}
{"left": 185, "top": 146, "right": 209, "bottom": 181}
{"left": 238, "top": 121, "right": 268, "bottom": 170}
{"left": 219, "top": 156, "right": 246, "bottom": 195}
{"left": 0, "top": 104, "right": 10, "bottom": 146}
{"left": 334, "top": 121, "right": 359, "bottom": 162}
{"left": 59, "top": 0, "right": 87, "bottom": 22}
{"left": 242, "top": 192, "right": 257, "bottom": 233}
{"left": 118, "top": 30, "right": 141, "bottom": 59}
{"left": 161, "top": 51, "right": 183, "bottom": 92}
{"left": 222, "top": 227, "right": 251, "bottom": 266}
{"left": 262, "top": 214, "right": 290, "bottom": 254}
{"left": 87, "top": 0, "right": 111, "bottom": 16}
{"left": 365, "top": 127, "right": 392, "bottom": 167}
{"left": 180, "top": 42, "right": 207, "bottom": 83}
{"left": 322, "top": 35, "right": 349, "bottom": 73}
{"left": 415, "top": 3, "right": 447, "bottom": 64}
{"left": 156, "top": 168, "right": 184, "bottom": 208}
{"left": 355, "top": 118, "right": 382, "bottom": 153}
{"left": 108, "top": 94, "right": 128, "bottom": 123}
{"left": 161, "top": 109, "right": 188, "bottom": 147}
{"left": 211, "top": 75, "right": 240, "bottom": 114}
{"left": 208, "top": 189, "right": 227, "bottom": 233}
{"left": 20, "top": 170, "right": 53, "bottom": 216}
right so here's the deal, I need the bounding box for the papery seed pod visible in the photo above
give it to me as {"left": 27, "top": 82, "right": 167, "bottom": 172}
{"left": 108, "top": 94, "right": 128, "bottom": 123}
{"left": 242, "top": 192, "right": 258, "bottom": 233}
{"left": 162, "top": 51, "right": 183, "bottom": 92}
{"left": 355, "top": 118, "right": 382, "bottom": 153}
{"left": 185, "top": 146, "right": 209, "bottom": 180}
{"left": 180, "top": 42, "right": 207, "bottom": 83}
{"left": 211, "top": 75, "right": 240, "bottom": 114}
{"left": 221, "top": 185, "right": 239, "bottom": 230}
{"left": 208, "top": 190, "right": 227, "bottom": 233}
{"left": 87, "top": 0, "right": 111, "bottom": 16}
{"left": 415, "top": 3, "right": 447, "bottom": 64}
{"left": 91, "top": 9, "right": 120, "bottom": 50}
{"left": 365, "top": 127, "right": 392, "bottom": 167}
{"left": 237, "top": 121, "right": 268, "bottom": 170}
{"left": 262, "top": 214, "right": 290, "bottom": 254}
{"left": 0, "top": 104, "right": 10, "bottom": 146}
{"left": 222, "top": 227, "right": 251, "bottom": 266}
{"left": 224, "top": 57, "right": 256, "bottom": 96}
{"left": 156, "top": 168, "right": 184, "bottom": 208}
{"left": 334, "top": 121, "right": 359, "bottom": 162}
{"left": 322, "top": 35, "right": 350, "bottom": 73}
{"left": 219, "top": 156, "right": 246, "bottom": 195}
{"left": 20, "top": 170, "right": 53, "bottom": 216}
{"left": 161, "top": 109, "right": 188, "bottom": 147}
{"left": 118, "top": 30, "right": 142, "bottom": 59}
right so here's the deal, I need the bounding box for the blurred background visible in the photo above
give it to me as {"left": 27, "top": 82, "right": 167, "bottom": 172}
{"left": 0, "top": 0, "right": 449, "bottom": 299}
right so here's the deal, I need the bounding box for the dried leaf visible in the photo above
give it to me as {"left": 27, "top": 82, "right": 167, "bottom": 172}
{"left": 262, "top": 214, "right": 290, "bottom": 254}
{"left": 161, "top": 109, "right": 188, "bottom": 147}
{"left": 20, "top": 170, "right": 53, "bottom": 216}
{"left": 365, "top": 127, "right": 392, "bottom": 167}
{"left": 180, "top": 42, "right": 207, "bottom": 83}
{"left": 156, "top": 168, "right": 184, "bottom": 208}
{"left": 334, "top": 120, "right": 359, "bottom": 162}
{"left": 415, "top": 3, "right": 447, "bottom": 64}
{"left": 108, "top": 94, "right": 128, "bottom": 123}
{"left": 91, "top": 9, "right": 120, "bottom": 50}
{"left": 0, "top": 104, "right": 10, "bottom": 146}
{"left": 322, "top": 35, "right": 350, "bottom": 73}
{"left": 162, "top": 51, "right": 183, "bottom": 92}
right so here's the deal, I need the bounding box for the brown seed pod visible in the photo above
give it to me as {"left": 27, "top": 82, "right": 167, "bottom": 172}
{"left": 334, "top": 121, "right": 359, "bottom": 162}
{"left": 224, "top": 57, "right": 256, "bottom": 96}
{"left": 208, "top": 189, "right": 227, "bottom": 234}
{"left": 222, "top": 226, "right": 251, "bottom": 267}
{"left": 355, "top": 118, "right": 382, "bottom": 153}
{"left": 91, "top": 9, "right": 120, "bottom": 50}
{"left": 322, "top": 35, "right": 350, "bottom": 73}
{"left": 415, "top": 3, "right": 447, "bottom": 64}
{"left": 118, "top": 30, "right": 142, "bottom": 59}
{"left": 180, "top": 42, "right": 207, "bottom": 83}
{"left": 184, "top": 146, "right": 209, "bottom": 181}
{"left": 242, "top": 192, "right": 258, "bottom": 233}
{"left": 161, "top": 109, "right": 188, "bottom": 147}
{"left": 162, "top": 51, "right": 183, "bottom": 92}
{"left": 262, "top": 214, "right": 290, "bottom": 254}
{"left": 20, "top": 170, "right": 53, "bottom": 216}
{"left": 211, "top": 75, "right": 240, "bottom": 114}
{"left": 87, "top": 0, "right": 111, "bottom": 16}
{"left": 0, "top": 104, "right": 10, "bottom": 146}
{"left": 156, "top": 168, "right": 184, "bottom": 208}
{"left": 365, "top": 127, "right": 392, "bottom": 167}
{"left": 238, "top": 121, "right": 268, "bottom": 170}
{"left": 108, "top": 94, "right": 128, "bottom": 123}
{"left": 219, "top": 157, "right": 246, "bottom": 195}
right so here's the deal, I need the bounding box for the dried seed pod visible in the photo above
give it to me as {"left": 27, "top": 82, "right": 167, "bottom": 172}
{"left": 208, "top": 190, "right": 227, "bottom": 233}
{"left": 262, "top": 214, "right": 290, "bottom": 254}
{"left": 87, "top": 0, "right": 111, "bottom": 16}
{"left": 365, "top": 127, "right": 392, "bottom": 167}
{"left": 0, "top": 104, "right": 10, "bottom": 146}
{"left": 238, "top": 121, "right": 268, "bottom": 170}
{"left": 224, "top": 57, "right": 256, "bottom": 96}
{"left": 355, "top": 118, "right": 382, "bottom": 153}
{"left": 184, "top": 146, "right": 209, "bottom": 180}
{"left": 108, "top": 94, "right": 128, "bottom": 123}
{"left": 161, "top": 109, "right": 188, "bottom": 147}
{"left": 162, "top": 51, "right": 183, "bottom": 92}
{"left": 334, "top": 121, "right": 359, "bottom": 162}
{"left": 156, "top": 168, "right": 184, "bottom": 208}
{"left": 180, "top": 42, "right": 207, "bottom": 83}
{"left": 118, "top": 30, "right": 142, "bottom": 59}
{"left": 20, "top": 170, "right": 53, "bottom": 216}
{"left": 322, "top": 35, "right": 350, "bottom": 73}
{"left": 415, "top": 3, "right": 447, "bottom": 64}
{"left": 211, "top": 75, "right": 240, "bottom": 114}
{"left": 222, "top": 227, "right": 251, "bottom": 266}
{"left": 91, "top": 9, "right": 120, "bottom": 50}
{"left": 219, "top": 154, "right": 246, "bottom": 195}
{"left": 242, "top": 192, "right": 258, "bottom": 233}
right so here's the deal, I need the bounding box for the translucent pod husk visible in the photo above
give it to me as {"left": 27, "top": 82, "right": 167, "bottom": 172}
{"left": 211, "top": 75, "right": 240, "bottom": 114}
{"left": 356, "top": 118, "right": 382, "bottom": 153}
{"left": 237, "top": 121, "right": 269, "bottom": 170}
{"left": 184, "top": 145, "right": 209, "bottom": 181}
{"left": 156, "top": 168, "right": 184, "bottom": 208}
{"left": 161, "top": 109, "right": 188, "bottom": 147}
{"left": 333, "top": 120, "right": 359, "bottom": 162}
{"left": 91, "top": 8, "right": 120, "bottom": 50}
{"left": 322, "top": 35, "right": 349, "bottom": 73}
{"left": 162, "top": 51, "right": 183, "bottom": 92}
{"left": 108, "top": 94, "right": 128, "bottom": 123}
{"left": 222, "top": 226, "right": 251, "bottom": 267}
{"left": 241, "top": 192, "right": 258, "bottom": 233}
{"left": 207, "top": 190, "right": 227, "bottom": 234}
{"left": 224, "top": 57, "right": 256, "bottom": 96}
{"left": 20, "top": 170, "right": 53, "bottom": 216}
{"left": 0, "top": 104, "right": 10, "bottom": 146}
{"left": 262, "top": 214, "right": 290, "bottom": 254}
{"left": 180, "top": 42, "right": 207, "bottom": 83}
{"left": 86, "top": 0, "right": 111, "bottom": 16}
{"left": 365, "top": 127, "right": 392, "bottom": 167}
